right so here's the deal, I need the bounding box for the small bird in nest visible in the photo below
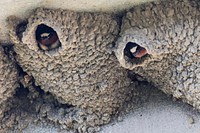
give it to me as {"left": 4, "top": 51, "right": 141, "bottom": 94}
{"left": 36, "top": 24, "right": 61, "bottom": 51}
{"left": 124, "top": 42, "right": 148, "bottom": 58}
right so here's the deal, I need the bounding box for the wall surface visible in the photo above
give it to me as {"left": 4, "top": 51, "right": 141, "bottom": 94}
{"left": 0, "top": 0, "right": 154, "bottom": 43}
{"left": 2, "top": 0, "right": 200, "bottom": 133}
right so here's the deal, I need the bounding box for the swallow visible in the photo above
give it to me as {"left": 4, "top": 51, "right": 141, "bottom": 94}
{"left": 131, "top": 46, "right": 147, "bottom": 58}
{"left": 36, "top": 24, "right": 61, "bottom": 51}
{"left": 124, "top": 42, "right": 148, "bottom": 59}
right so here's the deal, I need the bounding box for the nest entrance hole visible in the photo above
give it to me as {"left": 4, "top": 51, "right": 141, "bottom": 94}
{"left": 35, "top": 24, "right": 61, "bottom": 51}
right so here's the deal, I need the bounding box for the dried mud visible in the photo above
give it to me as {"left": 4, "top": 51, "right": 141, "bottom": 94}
{"left": 0, "top": 0, "right": 199, "bottom": 132}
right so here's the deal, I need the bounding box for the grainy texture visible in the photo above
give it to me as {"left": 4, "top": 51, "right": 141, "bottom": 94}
{"left": 8, "top": 8, "right": 140, "bottom": 131}
{"left": 0, "top": 0, "right": 156, "bottom": 43}
{"left": 115, "top": 0, "right": 200, "bottom": 109}
{"left": 0, "top": 46, "right": 18, "bottom": 119}
{"left": 4, "top": 0, "right": 200, "bottom": 132}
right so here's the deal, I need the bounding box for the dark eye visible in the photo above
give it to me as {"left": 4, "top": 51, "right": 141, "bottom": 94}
{"left": 35, "top": 24, "right": 61, "bottom": 51}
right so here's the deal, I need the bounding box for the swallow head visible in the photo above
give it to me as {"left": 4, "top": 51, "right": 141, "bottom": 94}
{"left": 36, "top": 24, "right": 61, "bottom": 51}
{"left": 124, "top": 42, "right": 148, "bottom": 59}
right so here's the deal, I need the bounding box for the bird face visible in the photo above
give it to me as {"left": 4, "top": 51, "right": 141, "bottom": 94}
{"left": 124, "top": 42, "right": 148, "bottom": 59}
{"left": 131, "top": 46, "right": 147, "bottom": 58}
{"left": 36, "top": 24, "right": 61, "bottom": 51}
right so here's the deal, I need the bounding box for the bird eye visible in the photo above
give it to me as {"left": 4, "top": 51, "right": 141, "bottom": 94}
{"left": 124, "top": 42, "right": 148, "bottom": 59}
{"left": 35, "top": 24, "right": 61, "bottom": 51}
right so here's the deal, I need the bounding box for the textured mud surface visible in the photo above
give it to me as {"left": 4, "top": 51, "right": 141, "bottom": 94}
{"left": 115, "top": 0, "right": 200, "bottom": 110}
{"left": 4, "top": 8, "right": 145, "bottom": 132}
{"left": 0, "top": 46, "right": 18, "bottom": 119}
{"left": 0, "top": 0, "right": 199, "bottom": 132}
{"left": 10, "top": 8, "right": 133, "bottom": 116}
{"left": 0, "top": 78, "right": 149, "bottom": 133}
